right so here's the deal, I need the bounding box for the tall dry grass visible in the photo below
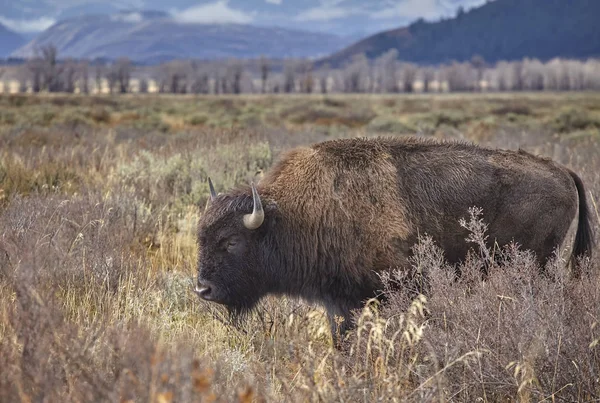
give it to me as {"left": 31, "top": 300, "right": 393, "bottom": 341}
{"left": 0, "top": 93, "right": 598, "bottom": 402}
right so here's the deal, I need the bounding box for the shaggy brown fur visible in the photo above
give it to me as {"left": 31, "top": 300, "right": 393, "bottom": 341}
{"left": 196, "top": 136, "right": 594, "bottom": 345}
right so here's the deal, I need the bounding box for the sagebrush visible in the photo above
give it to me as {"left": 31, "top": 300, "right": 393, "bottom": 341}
{"left": 0, "top": 93, "right": 598, "bottom": 402}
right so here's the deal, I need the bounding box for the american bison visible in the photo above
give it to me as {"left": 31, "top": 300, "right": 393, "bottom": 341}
{"left": 195, "top": 136, "right": 594, "bottom": 345}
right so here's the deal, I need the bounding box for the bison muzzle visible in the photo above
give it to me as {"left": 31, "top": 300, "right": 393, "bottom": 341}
{"left": 195, "top": 136, "right": 594, "bottom": 346}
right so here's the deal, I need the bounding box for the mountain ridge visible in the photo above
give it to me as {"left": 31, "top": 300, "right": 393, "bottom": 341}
{"left": 318, "top": 0, "right": 600, "bottom": 67}
{"left": 11, "top": 11, "right": 350, "bottom": 63}
{"left": 0, "top": 0, "right": 482, "bottom": 40}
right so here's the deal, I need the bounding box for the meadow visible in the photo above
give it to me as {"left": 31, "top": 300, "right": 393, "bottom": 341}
{"left": 0, "top": 92, "right": 599, "bottom": 402}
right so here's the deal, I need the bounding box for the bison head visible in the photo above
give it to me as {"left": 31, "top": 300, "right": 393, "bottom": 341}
{"left": 195, "top": 178, "right": 272, "bottom": 317}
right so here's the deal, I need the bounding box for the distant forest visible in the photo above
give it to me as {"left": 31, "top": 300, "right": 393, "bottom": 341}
{"left": 1, "top": 45, "right": 600, "bottom": 95}
{"left": 322, "top": 0, "right": 600, "bottom": 67}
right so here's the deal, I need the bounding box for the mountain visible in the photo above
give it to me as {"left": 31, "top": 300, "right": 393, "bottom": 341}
{"left": 0, "top": 23, "right": 25, "bottom": 57}
{"left": 0, "top": 0, "right": 487, "bottom": 39}
{"left": 319, "top": 0, "right": 600, "bottom": 67}
{"left": 11, "top": 11, "right": 350, "bottom": 64}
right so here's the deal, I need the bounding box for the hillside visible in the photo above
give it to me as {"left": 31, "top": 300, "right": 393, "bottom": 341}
{"left": 0, "top": 23, "right": 24, "bottom": 58}
{"left": 11, "top": 11, "right": 349, "bottom": 64}
{"left": 319, "top": 0, "right": 600, "bottom": 67}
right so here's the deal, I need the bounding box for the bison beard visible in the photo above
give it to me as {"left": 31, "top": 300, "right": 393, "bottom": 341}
{"left": 196, "top": 136, "right": 594, "bottom": 348}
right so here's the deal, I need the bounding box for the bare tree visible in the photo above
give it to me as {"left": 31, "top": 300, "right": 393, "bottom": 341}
{"left": 12, "top": 52, "right": 600, "bottom": 96}
{"left": 27, "top": 57, "right": 44, "bottom": 93}
{"left": 299, "top": 59, "right": 314, "bottom": 93}
{"left": 226, "top": 59, "right": 243, "bottom": 94}
{"left": 546, "top": 59, "right": 566, "bottom": 91}
{"left": 176, "top": 67, "right": 189, "bottom": 94}
{"left": 25, "top": 44, "right": 61, "bottom": 92}
{"left": 343, "top": 53, "right": 369, "bottom": 93}
{"left": 215, "top": 73, "right": 223, "bottom": 94}
{"left": 114, "top": 57, "right": 132, "bottom": 93}
{"left": 170, "top": 66, "right": 184, "bottom": 93}
{"left": 40, "top": 44, "right": 63, "bottom": 92}
{"left": 62, "top": 59, "right": 78, "bottom": 93}
{"left": 522, "top": 58, "right": 544, "bottom": 91}
{"left": 191, "top": 71, "right": 210, "bottom": 94}
{"left": 138, "top": 77, "right": 149, "bottom": 93}
{"left": 318, "top": 63, "right": 331, "bottom": 94}
{"left": 153, "top": 64, "right": 171, "bottom": 93}
{"left": 566, "top": 60, "right": 585, "bottom": 91}
{"left": 469, "top": 55, "right": 486, "bottom": 92}
{"left": 495, "top": 61, "right": 511, "bottom": 91}
{"left": 187, "top": 61, "right": 204, "bottom": 94}
{"left": 0, "top": 69, "right": 6, "bottom": 93}
{"left": 94, "top": 63, "right": 105, "bottom": 94}
{"left": 400, "top": 62, "right": 418, "bottom": 93}
{"left": 79, "top": 61, "right": 89, "bottom": 94}
{"left": 444, "top": 61, "right": 474, "bottom": 92}
{"left": 18, "top": 77, "right": 28, "bottom": 93}
{"left": 259, "top": 56, "right": 269, "bottom": 93}
{"left": 583, "top": 59, "right": 600, "bottom": 90}
{"left": 374, "top": 49, "right": 399, "bottom": 93}
{"left": 511, "top": 61, "right": 524, "bottom": 91}
{"left": 421, "top": 67, "right": 435, "bottom": 93}
{"left": 283, "top": 60, "right": 297, "bottom": 93}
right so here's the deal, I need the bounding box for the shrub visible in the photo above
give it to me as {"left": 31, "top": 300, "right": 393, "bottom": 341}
{"left": 552, "top": 108, "right": 600, "bottom": 133}
{"left": 367, "top": 116, "right": 416, "bottom": 134}
{"left": 187, "top": 114, "right": 208, "bottom": 126}
{"left": 429, "top": 111, "right": 470, "bottom": 128}
{"left": 114, "top": 141, "right": 272, "bottom": 212}
{"left": 90, "top": 107, "right": 112, "bottom": 123}
{"left": 491, "top": 104, "right": 532, "bottom": 116}
{"left": 0, "top": 155, "right": 81, "bottom": 203}
{"left": 0, "top": 110, "right": 16, "bottom": 125}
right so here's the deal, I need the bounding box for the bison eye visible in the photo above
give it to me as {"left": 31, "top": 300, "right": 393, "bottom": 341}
{"left": 218, "top": 237, "right": 240, "bottom": 252}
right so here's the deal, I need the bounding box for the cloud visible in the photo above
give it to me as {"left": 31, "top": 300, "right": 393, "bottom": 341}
{"left": 110, "top": 12, "right": 143, "bottom": 23}
{"left": 294, "top": 4, "right": 362, "bottom": 22}
{"left": 0, "top": 16, "right": 56, "bottom": 32}
{"left": 46, "top": 0, "right": 144, "bottom": 7}
{"left": 370, "top": 0, "right": 444, "bottom": 20}
{"left": 173, "top": 0, "right": 254, "bottom": 24}
{"left": 265, "top": 0, "right": 282, "bottom": 4}
{"left": 371, "top": 0, "right": 488, "bottom": 20}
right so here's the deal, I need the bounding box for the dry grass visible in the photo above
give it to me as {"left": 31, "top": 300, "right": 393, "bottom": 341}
{"left": 0, "top": 92, "right": 599, "bottom": 402}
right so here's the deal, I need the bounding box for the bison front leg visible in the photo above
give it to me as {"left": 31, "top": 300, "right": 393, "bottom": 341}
{"left": 325, "top": 302, "right": 358, "bottom": 349}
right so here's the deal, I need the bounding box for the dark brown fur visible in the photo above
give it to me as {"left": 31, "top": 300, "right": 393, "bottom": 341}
{"left": 196, "top": 136, "right": 594, "bottom": 345}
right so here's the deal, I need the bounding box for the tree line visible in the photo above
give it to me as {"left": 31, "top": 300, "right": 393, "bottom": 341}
{"left": 2, "top": 45, "right": 600, "bottom": 95}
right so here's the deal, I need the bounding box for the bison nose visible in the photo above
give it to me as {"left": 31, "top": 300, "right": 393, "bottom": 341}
{"left": 194, "top": 281, "right": 213, "bottom": 301}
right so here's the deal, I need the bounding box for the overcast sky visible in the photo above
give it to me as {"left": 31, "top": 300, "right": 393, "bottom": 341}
{"left": 0, "top": 0, "right": 490, "bottom": 37}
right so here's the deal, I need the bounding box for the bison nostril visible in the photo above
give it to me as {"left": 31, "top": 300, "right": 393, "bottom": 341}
{"left": 200, "top": 286, "right": 212, "bottom": 298}
{"left": 194, "top": 283, "right": 213, "bottom": 301}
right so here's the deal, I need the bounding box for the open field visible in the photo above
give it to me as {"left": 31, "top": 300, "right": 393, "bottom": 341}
{"left": 0, "top": 92, "right": 599, "bottom": 402}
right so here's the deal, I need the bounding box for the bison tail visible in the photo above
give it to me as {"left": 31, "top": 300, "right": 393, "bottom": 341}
{"left": 568, "top": 169, "right": 595, "bottom": 274}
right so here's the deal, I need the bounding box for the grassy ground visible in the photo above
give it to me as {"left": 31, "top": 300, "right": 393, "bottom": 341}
{"left": 0, "top": 92, "right": 599, "bottom": 402}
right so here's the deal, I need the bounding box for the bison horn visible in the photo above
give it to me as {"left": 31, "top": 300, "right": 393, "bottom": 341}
{"left": 208, "top": 177, "right": 217, "bottom": 201}
{"left": 243, "top": 182, "right": 264, "bottom": 230}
